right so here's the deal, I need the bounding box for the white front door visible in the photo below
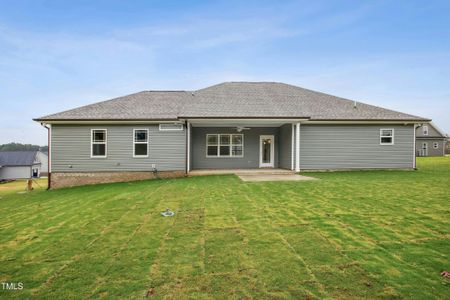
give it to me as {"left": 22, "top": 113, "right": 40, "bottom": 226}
{"left": 259, "top": 135, "right": 274, "bottom": 168}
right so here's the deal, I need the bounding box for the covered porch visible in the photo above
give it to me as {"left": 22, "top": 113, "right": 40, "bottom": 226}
{"left": 186, "top": 119, "right": 303, "bottom": 172}
{"left": 188, "top": 168, "right": 295, "bottom": 176}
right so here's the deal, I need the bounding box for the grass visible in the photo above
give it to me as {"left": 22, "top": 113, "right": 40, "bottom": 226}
{"left": 0, "top": 178, "right": 48, "bottom": 195}
{"left": 0, "top": 158, "right": 449, "bottom": 299}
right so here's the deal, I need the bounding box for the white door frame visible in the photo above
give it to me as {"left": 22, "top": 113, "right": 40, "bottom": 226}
{"left": 421, "top": 142, "right": 428, "bottom": 157}
{"left": 259, "top": 135, "right": 275, "bottom": 168}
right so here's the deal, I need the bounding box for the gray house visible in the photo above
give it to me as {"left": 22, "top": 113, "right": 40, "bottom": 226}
{"left": 415, "top": 122, "right": 447, "bottom": 157}
{"left": 34, "top": 82, "right": 431, "bottom": 188}
{"left": 0, "top": 151, "right": 48, "bottom": 180}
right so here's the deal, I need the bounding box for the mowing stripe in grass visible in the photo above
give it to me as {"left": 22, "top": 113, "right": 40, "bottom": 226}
{"left": 236, "top": 185, "right": 326, "bottom": 296}
{"left": 89, "top": 199, "right": 165, "bottom": 297}
{"left": 31, "top": 182, "right": 169, "bottom": 297}
{"left": 89, "top": 179, "right": 202, "bottom": 298}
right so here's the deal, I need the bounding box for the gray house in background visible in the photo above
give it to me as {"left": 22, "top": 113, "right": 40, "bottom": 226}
{"left": 415, "top": 122, "right": 447, "bottom": 156}
{"left": 0, "top": 151, "right": 48, "bottom": 180}
{"left": 34, "top": 82, "right": 431, "bottom": 189}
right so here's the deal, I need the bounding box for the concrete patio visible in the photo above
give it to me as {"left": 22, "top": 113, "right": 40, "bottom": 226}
{"left": 238, "top": 174, "right": 317, "bottom": 182}
{"left": 188, "top": 169, "right": 317, "bottom": 182}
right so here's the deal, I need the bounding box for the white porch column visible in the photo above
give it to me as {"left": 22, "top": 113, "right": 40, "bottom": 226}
{"left": 295, "top": 122, "right": 300, "bottom": 172}
{"left": 187, "top": 122, "right": 191, "bottom": 172}
{"left": 291, "top": 124, "right": 295, "bottom": 170}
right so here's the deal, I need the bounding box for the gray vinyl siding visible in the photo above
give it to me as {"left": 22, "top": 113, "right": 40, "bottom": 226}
{"left": 300, "top": 125, "right": 414, "bottom": 169}
{"left": 278, "top": 124, "right": 292, "bottom": 169}
{"left": 191, "top": 127, "right": 279, "bottom": 169}
{"left": 416, "top": 139, "right": 445, "bottom": 157}
{"left": 35, "top": 151, "right": 48, "bottom": 173}
{"left": 0, "top": 166, "right": 31, "bottom": 179}
{"left": 51, "top": 125, "right": 186, "bottom": 172}
{"left": 416, "top": 124, "right": 443, "bottom": 138}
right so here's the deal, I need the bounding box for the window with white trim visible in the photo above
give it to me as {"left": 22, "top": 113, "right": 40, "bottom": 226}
{"left": 422, "top": 125, "right": 429, "bottom": 135}
{"left": 207, "top": 134, "right": 243, "bottom": 157}
{"left": 133, "top": 129, "right": 148, "bottom": 157}
{"left": 433, "top": 142, "right": 439, "bottom": 149}
{"left": 380, "top": 129, "right": 394, "bottom": 145}
{"left": 159, "top": 124, "right": 183, "bottom": 131}
{"left": 91, "top": 129, "right": 107, "bottom": 157}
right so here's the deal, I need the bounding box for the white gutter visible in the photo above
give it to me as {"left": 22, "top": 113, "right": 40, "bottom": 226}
{"left": 35, "top": 120, "right": 182, "bottom": 125}
{"left": 302, "top": 120, "right": 427, "bottom": 125}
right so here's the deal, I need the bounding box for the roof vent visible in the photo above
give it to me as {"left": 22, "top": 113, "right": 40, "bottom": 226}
{"left": 353, "top": 101, "right": 357, "bottom": 109}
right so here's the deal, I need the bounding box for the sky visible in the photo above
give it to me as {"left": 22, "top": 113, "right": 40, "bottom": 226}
{"left": 1, "top": 0, "right": 449, "bottom": 145}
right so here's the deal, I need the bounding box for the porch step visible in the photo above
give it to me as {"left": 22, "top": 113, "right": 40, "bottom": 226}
{"left": 189, "top": 169, "right": 295, "bottom": 177}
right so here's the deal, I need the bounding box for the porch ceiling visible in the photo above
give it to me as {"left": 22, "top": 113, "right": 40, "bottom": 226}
{"left": 189, "top": 119, "right": 299, "bottom": 127}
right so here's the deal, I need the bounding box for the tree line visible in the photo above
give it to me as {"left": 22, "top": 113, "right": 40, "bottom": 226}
{"left": 0, "top": 143, "right": 48, "bottom": 152}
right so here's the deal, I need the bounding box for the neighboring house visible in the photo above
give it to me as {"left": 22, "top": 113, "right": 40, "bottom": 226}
{"left": 415, "top": 122, "right": 447, "bottom": 157}
{"left": 447, "top": 135, "right": 450, "bottom": 155}
{"left": 34, "top": 82, "right": 431, "bottom": 189}
{"left": 0, "top": 151, "right": 48, "bottom": 180}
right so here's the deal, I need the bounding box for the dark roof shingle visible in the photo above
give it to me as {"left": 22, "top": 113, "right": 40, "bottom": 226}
{"left": 0, "top": 151, "right": 38, "bottom": 166}
{"left": 35, "top": 82, "right": 429, "bottom": 122}
{"left": 37, "top": 91, "right": 190, "bottom": 121}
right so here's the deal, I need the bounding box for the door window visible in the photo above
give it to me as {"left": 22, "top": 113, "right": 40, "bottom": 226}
{"left": 262, "top": 138, "right": 272, "bottom": 163}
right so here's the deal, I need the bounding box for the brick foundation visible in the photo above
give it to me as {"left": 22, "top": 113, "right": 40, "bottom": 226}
{"left": 50, "top": 171, "right": 186, "bottom": 189}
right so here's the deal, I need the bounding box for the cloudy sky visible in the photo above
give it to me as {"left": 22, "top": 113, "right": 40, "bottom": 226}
{"left": 1, "top": 0, "right": 449, "bottom": 145}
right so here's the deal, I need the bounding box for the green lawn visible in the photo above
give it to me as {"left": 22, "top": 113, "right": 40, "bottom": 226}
{"left": 0, "top": 178, "right": 48, "bottom": 197}
{"left": 0, "top": 158, "right": 449, "bottom": 299}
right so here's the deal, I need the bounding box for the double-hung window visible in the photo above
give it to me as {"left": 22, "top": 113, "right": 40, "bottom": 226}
{"left": 231, "top": 134, "right": 243, "bottom": 156}
{"left": 207, "top": 134, "right": 244, "bottom": 157}
{"left": 433, "top": 142, "right": 439, "bottom": 149}
{"left": 380, "top": 129, "right": 394, "bottom": 145}
{"left": 422, "top": 125, "right": 429, "bottom": 135}
{"left": 91, "top": 129, "right": 107, "bottom": 157}
{"left": 133, "top": 129, "right": 148, "bottom": 157}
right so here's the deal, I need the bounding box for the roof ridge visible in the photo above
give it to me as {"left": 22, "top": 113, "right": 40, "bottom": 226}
{"left": 142, "top": 90, "right": 190, "bottom": 92}
{"left": 226, "top": 81, "right": 284, "bottom": 84}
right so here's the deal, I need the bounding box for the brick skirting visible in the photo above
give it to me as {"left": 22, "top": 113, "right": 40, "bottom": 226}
{"left": 50, "top": 171, "right": 186, "bottom": 189}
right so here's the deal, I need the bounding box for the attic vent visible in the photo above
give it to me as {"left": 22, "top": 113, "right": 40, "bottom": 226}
{"left": 159, "top": 123, "right": 184, "bottom": 131}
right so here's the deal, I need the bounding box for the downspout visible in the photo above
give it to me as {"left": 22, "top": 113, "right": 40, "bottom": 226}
{"left": 413, "top": 124, "right": 417, "bottom": 169}
{"left": 414, "top": 124, "right": 423, "bottom": 170}
{"left": 41, "top": 123, "right": 51, "bottom": 189}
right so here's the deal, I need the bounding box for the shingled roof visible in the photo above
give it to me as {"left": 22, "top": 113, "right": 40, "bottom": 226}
{"left": 0, "top": 151, "right": 38, "bottom": 167}
{"left": 35, "top": 82, "right": 429, "bottom": 122}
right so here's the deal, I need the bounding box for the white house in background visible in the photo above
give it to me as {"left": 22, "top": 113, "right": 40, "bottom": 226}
{"left": 0, "top": 151, "right": 48, "bottom": 180}
{"left": 415, "top": 122, "right": 447, "bottom": 157}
